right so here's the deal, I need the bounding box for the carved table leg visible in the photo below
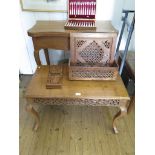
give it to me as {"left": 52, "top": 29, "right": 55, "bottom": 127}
{"left": 112, "top": 101, "right": 128, "bottom": 134}
{"left": 44, "top": 48, "right": 50, "bottom": 65}
{"left": 127, "top": 95, "right": 135, "bottom": 114}
{"left": 34, "top": 49, "right": 41, "bottom": 66}
{"left": 26, "top": 103, "right": 40, "bottom": 131}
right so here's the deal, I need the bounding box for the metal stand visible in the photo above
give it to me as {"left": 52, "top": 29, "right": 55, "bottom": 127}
{"left": 115, "top": 10, "right": 135, "bottom": 75}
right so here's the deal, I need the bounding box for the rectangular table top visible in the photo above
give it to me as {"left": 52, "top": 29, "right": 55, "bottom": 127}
{"left": 28, "top": 20, "right": 118, "bottom": 37}
{"left": 25, "top": 65, "right": 130, "bottom": 100}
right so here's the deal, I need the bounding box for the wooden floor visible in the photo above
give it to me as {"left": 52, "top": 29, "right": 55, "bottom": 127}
{"left": 19, "top": 75, "right": 135, "bottom": 155}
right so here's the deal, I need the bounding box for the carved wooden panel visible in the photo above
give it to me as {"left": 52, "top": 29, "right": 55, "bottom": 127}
{"left": 69, "top": 61, "right": 118, "bottom": 80}
{"left": 46, "top": 65, "right": 63, "bottom": 89}
{"left": 33, "top": 98, "right": 120, "bottom": 106}
{"left": 49, "top": 65, "right": 63, "bottom": 74}
{"left": 75, "top": 39, "right": 111, "bottom": 65}
{"left": 70, "top": 33, "right": 117, "bottom": 65}
{"left": 70, "top": 68, "right": 115, "bottom": 79}
{"left": 69, "top": 33, "right": 118, "bottom": 80}
{"left": 46, "top": 76, "right": 63, "bottom": 89}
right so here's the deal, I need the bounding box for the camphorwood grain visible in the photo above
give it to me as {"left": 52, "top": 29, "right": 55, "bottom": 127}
{"left": 20, "top": 76, "right": 134, "bottom": 154}
{"left": 26, "top": 20, "right": 130, "bottom": 134}
{"left": 28, "top": 20, "right": 118, "bottom": 66}
{"left": 44, "top": 48, "right": 50, "bottom": 65}
{"left": 28, "top": 20, "right": 118, "bottom": 37}
{"left": 25, "top": 65, "right": 130, "bottom": 133}
{"left": 25, "top": 65, "right": 129, "bottom": 100}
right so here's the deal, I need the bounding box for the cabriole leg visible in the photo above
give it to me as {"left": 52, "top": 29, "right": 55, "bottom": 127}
{"left": 112, "top": 101, "right": 128, "bottom": 134}
{"left": 26, "top": 102, "right": 40, "bottom": 131}
{"left": 34, "top": 49, "right": 41, "bottom": 66}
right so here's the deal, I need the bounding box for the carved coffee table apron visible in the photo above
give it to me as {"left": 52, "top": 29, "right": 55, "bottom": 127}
{"left": 25, "top": 65, "right": 130, "bottom": 134}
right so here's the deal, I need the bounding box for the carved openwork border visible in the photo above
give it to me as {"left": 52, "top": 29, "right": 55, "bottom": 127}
{"left": 33, "top": 98, "right": 120, "bottom": 106}
{"left": 75, "top": 39, "right": 112, "bottom": 64}
{"left": 79, "top": 40, "right": 104, "bottom": 63}
{"left": 76, "top": 40, "right": 87, "bottom": 48}
{"left": 70, "top": 69, "right": 115, "bottom": 79}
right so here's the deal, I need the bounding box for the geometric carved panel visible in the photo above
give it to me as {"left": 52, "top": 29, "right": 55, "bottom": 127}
{"left": 70, "top": 33, "right": 117, "bottom": 65}
{"left": 79, "top": 41, "right": 104, "bottom": 63}
{"left": 71, "top": 69, "right": 115, "bottom": 79}
{"left": 103, "top": 40, "right": 111, "bottom": 49}
{"left": 76, "top": 40, "right": 86, "bottom": 48}
{"left": 75, "top": 38, "right": 112, "bottom": 65}
{"left": 33, "top": 98, "right": 120, "bottom": 106}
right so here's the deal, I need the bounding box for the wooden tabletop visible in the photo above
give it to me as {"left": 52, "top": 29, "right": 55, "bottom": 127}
{"left": 28, "top": 20, "right": 118, "bottom": 37}
{"left": 25, "top": 65, "right": 129, "bottom": 100}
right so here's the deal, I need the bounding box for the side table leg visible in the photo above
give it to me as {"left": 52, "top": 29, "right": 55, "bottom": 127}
{"left": 112, "top": 102, "right": 128, "bottom": 134}
{"left": 34, "top": 49, "right": 41, "bottom": 66}
{"left": 44, "top": 48, "right": 50, "bottom": 65}
{"left": 127, "top": 95, "right": 135, "bottom": 114}
{"left": 26, "top": 103, "right": 40, "bottom": 131}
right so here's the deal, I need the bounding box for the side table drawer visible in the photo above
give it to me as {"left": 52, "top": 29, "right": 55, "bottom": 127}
{"left": 33, "top": 36, "right": 69, "bottom": 51}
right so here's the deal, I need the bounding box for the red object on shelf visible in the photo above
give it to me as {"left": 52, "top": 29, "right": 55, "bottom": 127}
{"left": 64, "top": 0, "right": 96, "bottom": 30}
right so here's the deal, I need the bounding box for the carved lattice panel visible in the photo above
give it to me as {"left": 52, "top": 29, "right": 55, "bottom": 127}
{"left": 76, "top": 40, "right": 87, "bottom": 48}
{"left": 73, "top": 38, "right": 112, "bottom": 65}
{"left": 70, "top": 69, "right": 114, "bottom": 79}
{"left": 69, "top": 33, "right": 118, "bottom": 80}
{"left": 79, "top": 40, "right": 104, "bottom": 63}
{"left": 70, "top": 33, "right": 117, "bottom": 65}
{"left": 69, "top": 63, "right": 118, "bottom": 80}
{"left": 33, "top": 98, "right": 120, "bottom": 106}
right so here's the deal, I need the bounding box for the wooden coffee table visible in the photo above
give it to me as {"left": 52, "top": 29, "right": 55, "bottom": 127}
{"left": 25, "top": 65, "right": 130, "bottom": 134}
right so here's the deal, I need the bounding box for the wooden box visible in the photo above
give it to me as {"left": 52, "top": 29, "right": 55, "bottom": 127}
{"left": 46, "top": 65, "right": 63, "bottom": 89}
{"left": 69, "top": 60, "right": 119, "bottom": 80}
{"left": 69, "top": 33, "right": 119, "bottom": 80}
{"left": 64, "top": 0, "right": 96, "bottom": 30}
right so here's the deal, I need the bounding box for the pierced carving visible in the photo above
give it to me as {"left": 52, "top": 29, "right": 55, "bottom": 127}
{"left": 103, "top": 40, "right": 111, "bottom": 49}
{"left": 70, "top": 34, "right": 118, "bottom": 80}
{"left": 75, "top": 60, "right": 109, "bottom": 67}
{"left": 76, "top": 40, "right": 86, "bottom": 48}
{"left": 33, "top": 98, "right": 120, "bottom": 106}
{"left": 70, "top": 69, "right": 115, "bottom": 79}
{"left": 69, "top": 60, "right": 118, "bottom": 80}
{"left": 79, "top": 41, "right": 104, "bottom": 63}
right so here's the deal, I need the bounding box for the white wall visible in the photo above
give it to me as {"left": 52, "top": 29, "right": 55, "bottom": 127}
{"left": 19, "top": 0, "right": 135, "bottom": 74}
{"left": 119, "top": 0, "right": 135, "bottom": 51}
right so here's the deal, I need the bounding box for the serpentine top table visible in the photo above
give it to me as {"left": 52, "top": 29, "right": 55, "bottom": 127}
{"left": 25, "top": 65, "right": 130, "bottom": 134}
